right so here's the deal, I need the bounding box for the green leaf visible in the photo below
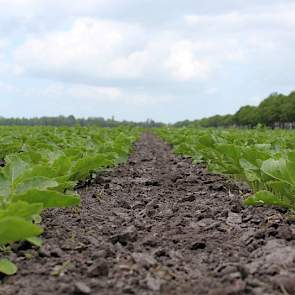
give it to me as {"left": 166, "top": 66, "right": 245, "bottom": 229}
{"left": 261, "top": 158, "right": 295, "bottom": 186}
{"left": 21, "top": 165, "right": 56, "bottom": 178}
{"left": 266, "top": 181, "right": 295, "bottom": 200}
{"left": 19, "top": 151, "right": 42, "bottom": 164}
{"left": 240, "top": 158, "right": 258, "bottom": 171}
{"left": 12, "top": 190, "right": 80, "bottom": 208}
{"left": 52, "top": 156, "right": 72, "bottom": 176}
{"left": 26, "top": 236, "right": 42, "bottom": 247}
{"left": 239, "top": 158, "right": 261, "bottom": 183}
{"left": 0, "top": 258, "right": 17, "bottom": 275}
{"left": 0, "top": 217, "right": 43, "bottom": 245}
{"left": 244, "top": 190, "right": 292, "bottom": 209}
{"left": 0, "top": 201, "right": 43, "bottom": 220}
{"left": 70, "top": 154, "right": 113, "bottom": 180}
{"left": 5, "top": 157, "right": 30, "bottom": 183}
{"left": 15, "top": 177, "right": 58, "bottom": 194}
{"left": 198, "top": 134, "right": 215, "bottom": 147}
{"left": 0, "top": 171, "right": 10, "bottom": 198}
{"left": 216, "top": 144, "right": 241, "bottom": 165}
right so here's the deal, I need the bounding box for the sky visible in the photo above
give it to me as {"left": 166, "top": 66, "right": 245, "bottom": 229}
{"left": 1, "top": 0, "right": 295, "bottom": 123}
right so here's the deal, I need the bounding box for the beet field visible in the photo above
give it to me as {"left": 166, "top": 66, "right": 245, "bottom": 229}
{"left": 1, "top": 126, "right": 295, "bottom": 295}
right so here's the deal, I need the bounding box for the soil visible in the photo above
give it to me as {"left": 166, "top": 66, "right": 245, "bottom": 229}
{"left": 1, "top": 133, "right": 295, "bottom": 295}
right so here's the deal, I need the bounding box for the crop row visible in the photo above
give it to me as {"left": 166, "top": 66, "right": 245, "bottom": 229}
{"left": 0, "top": 126, "right": 140, "bottom": 275}
{"left": 156, "top": 128, "right": 295, "bottom": 214}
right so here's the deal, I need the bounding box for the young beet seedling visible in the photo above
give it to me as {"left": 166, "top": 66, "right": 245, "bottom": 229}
{"left": 0, "top": 157, "right": 80, "bottom": 275}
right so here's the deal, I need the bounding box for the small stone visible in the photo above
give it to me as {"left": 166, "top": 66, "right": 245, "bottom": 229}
{"left": 265, "top": 246, "right": 295, "bottom": 265}
{"left": 110, "top": 226, "right": 137, "bottom": 245}
{"left": 38, "top": 245, "right": 51, "bottom": 257}
{"left": 74, "top": 282, "right": 91, "bottom": 294}
{"left": 211, "top": 279, "right": 246, "bottom": 295}
{"left": 132, "top": 252, "right": 157, "bottom": 269}
{"left": 146, "top": 274, "right": 161, "bottom": 291}
{"left": 86, "top": 236, "right": 100, "bottom": 247}
{"left": 170, "top": 173, "right": 182, "bottom": 183}
{"left": 145, "top": 199, "right": 158, "bottom": 210}
{"left": 277, "top": 225, "right": 293, "bottom": 241}
{"left": 226, "top": 212, "right": 242, "bottom": 225}
{"left": 251, "top": 217, "right": 262, "bottom": 224}
{"left": 117, "top": 199, "right": 131, "bottom": 209}
{"left": 88, "top": 259, "right": 109, "bottom": 277}
{"left": 132, "top": 201, "right": 145, "bottom": 210}
{"left": 230, "top": 202, "right": 242, "bottom": 213}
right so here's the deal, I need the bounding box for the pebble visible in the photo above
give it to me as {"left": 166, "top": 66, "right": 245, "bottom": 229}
{"left": 146, "top": 274, "right": 161, "bottom": 291}
{"left": 132, "top": 252, "right": 157, "bottom": 269}
{"left": 110, "top": 225, "right": 138, "bottom": 245}
{"left": 87, "top": 259, "right": 109, "bottom": 277}
{"left": 74, "top": 282, "right": 91, "bottom": 294}
{"left": 226, "top": 212, "right": 242, "bottom": 225}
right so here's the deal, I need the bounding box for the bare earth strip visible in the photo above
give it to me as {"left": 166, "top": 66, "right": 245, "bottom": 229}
{"left": 1, "top": 133, "right": 295, "bottom": 295}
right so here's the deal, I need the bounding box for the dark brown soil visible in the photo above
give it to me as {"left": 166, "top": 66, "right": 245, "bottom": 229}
{"left": 1, "top": 133, "right": 295, "bottom": 295}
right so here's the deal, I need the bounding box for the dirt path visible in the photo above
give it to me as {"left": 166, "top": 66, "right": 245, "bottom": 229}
{"left": 1, "top": 133, "right": 295, "bottom": 295}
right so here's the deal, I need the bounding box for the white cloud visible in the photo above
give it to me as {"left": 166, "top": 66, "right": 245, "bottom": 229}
{"left": 13, "top": 81, "right": 174, "bottom": 106}
{"left": 164, "top": 40, "right": 212, "bottom": 80}
{"left": 14, "top": 17, "right": 240, "bottom": 86}
{"left": 14, "top": 18, "right": 148, "bottom": 80}
{"left": 0, "top": 0, "right": 295, "bottom": 121}
{"left": 0, "top": 0, "right": 111, "bottom": 17}
{"left": 0, "top": 81, "right": 15, "bottom": 92}
{"left": 0, "top": 0, "right": 39, "bottom": 16}
{"left": 184, "top": 5, "right": 295, "bottom": 28}
{"left": 42, "top": 84, "right": 121, "bottom": 101}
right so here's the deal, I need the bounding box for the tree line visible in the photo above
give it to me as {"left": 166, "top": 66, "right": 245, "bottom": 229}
{"left": 175, "top": 91, "right": 295, "bottom": 128}
{"left": 0, "top": 115, "right": 165, "bottom": 128}
{"left": 2, "top": 90, "right": 294, "bottom": 128}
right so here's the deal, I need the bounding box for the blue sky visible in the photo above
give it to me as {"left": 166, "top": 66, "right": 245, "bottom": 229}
{"left": 1, "top": 0, "right": 295, "bottom": 122}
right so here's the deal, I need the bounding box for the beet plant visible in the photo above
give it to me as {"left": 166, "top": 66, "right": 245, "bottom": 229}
{"left": 156, "top": 127, "right": 295, "bottom": 213}
{"left": 0, "top": 126, "right": 140, "bottom": 275}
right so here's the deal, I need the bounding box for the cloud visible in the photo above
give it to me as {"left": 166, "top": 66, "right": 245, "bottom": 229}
{"left": 184, "top": 4, "right": 295, "bottom": 28}
{"left": 1, "top": 0, "right": 295, "bottom": 122}
{"left": 13, "top": 16, "right": 246, "bottom": 87}
{"left": 5, "top": 81, "right": 175, "bottom": 107}
{"left": 164, "top": 40, "right": 212, "bottom": 80}
{"left": 0, "top": 81, "right": 15, "bottom": 92}
{"left": 13, "top": 18, "right": 154, "bottom": 84}
{"left": 0, "top": 0, "right": 112, "bottom": 17}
